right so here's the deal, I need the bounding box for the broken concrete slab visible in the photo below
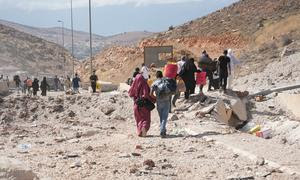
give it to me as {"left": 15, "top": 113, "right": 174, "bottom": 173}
{"left": 0, "top": 157, "right": 39, "bottom": 180}
{"left": 230, "top": 98, "right": 248, "bottom": 121}
{"left": 214, "top": 100, "right": 232, "bottom": 125}
{"left": 99, "top": 81, "right": 119, "bottom": 92}
{"left": 277, "top": 93, "right": 300, "bottom": 120}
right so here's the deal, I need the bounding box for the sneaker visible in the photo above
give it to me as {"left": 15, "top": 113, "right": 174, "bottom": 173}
{"left": 160, "top": 131, "right": 167, "bottom": 138}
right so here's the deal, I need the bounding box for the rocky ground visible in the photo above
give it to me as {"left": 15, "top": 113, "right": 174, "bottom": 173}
{"left": 0, "top": 85, "right": 300, "bottom": 180}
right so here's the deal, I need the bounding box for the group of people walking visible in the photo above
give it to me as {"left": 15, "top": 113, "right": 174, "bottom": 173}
{"left": 129, "top": 49, "right": 240, "bottom": 138}
{"left": 13, "top": 75, "right": 50, "bottom": 96}
{"left": 11, "top": 73, "right": 83, "bottom": 96}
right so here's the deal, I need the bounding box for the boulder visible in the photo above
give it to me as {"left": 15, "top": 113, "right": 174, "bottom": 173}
{"left": 0, "top": 157, "right": 38, "bottom": 180}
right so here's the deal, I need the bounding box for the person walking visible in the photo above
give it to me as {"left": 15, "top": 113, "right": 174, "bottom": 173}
{"left": 171, "top": 56, "right": 186, "bottom": 106}
{"left": 90, "top": 70, "right": 98, "bottom": 93}
{"left": 13, "top": 75, "right": 21, "bottom": 93}
{"left": 151, "top": 71, "right": 173, "bottom": 138}
{"left": 129, "top": 74, "right": 154, "bottom": 137}
{"left": 179, "top": 58, "right": 197, "bottom": 99}
{"left": 72, "top": 73, "right": 81, "bottom": 93}
{"left": 40, "top": 77, "right": 49, "bottom": 96}
{"left": 196, "top": 68, "right": 207, "bottom": 94}
{"left": 26, "top": 77, "right": 33, "bottom": 95}
{"left": 64, "top": 76, "right": 72, "bottom": 91}
{"left": 32, "top": 78, "right": 39, "bottom": 96}
{"left": 5, "top": 76, "right": 9, "bottom": 88}
{"left": 227, "top": 49, "right": 241, "bottom": 90}
{"left": 218, "top": 50, "right": 231, "bottom": 92}
{"left": 54, "top": 75, "right": 59, "bottom": 91}
{"left": 22, "top": 78, "right": 28, "bottom": 94}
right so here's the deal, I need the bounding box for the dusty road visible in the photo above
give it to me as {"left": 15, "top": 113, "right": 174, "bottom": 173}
{"left": 1, "top": 90, "right": 299, "bottom": 180}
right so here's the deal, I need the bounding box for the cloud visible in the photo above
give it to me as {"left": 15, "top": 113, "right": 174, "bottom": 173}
{"left": 0, "top": 0, "right": 209, "bottom": 11}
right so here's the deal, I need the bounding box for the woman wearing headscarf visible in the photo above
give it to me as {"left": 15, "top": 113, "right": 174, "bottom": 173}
{"left": 179, "top": 58, "right": 197, "bottom": 99}
{"left": 129, "top": 74, "right": 154, "bottom": 137}
{"left": 40, "top": 77, "right": 49, "bottom": 96}
{"left": 227, "top": 49, "right": 241, "bottom": 90}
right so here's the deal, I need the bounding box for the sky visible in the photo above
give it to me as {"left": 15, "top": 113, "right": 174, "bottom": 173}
{"left": 0, "top": 0, "right": 238, "bottom": 36}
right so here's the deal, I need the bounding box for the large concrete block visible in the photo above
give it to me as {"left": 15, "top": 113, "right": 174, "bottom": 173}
{"left": 0, "top": 82, "right": 9, "bottom": 95}
{"left": 99, "top": 81, "right": 119, "bottom": 92}
{"left": 230, "top": 98, "right": 248, "bottom": 121}
{"left": 214, "top": 100, "right": 232, "bottom": 125}
{"left": 277, "top": 93, "right": 300, "bottom": 120}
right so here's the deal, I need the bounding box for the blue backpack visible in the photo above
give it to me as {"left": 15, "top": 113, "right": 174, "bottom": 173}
{"left": 156, "top": 78, "right": 177, "bottom": 97}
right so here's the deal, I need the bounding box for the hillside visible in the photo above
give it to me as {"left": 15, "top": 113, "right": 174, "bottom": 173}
{"left": 78, "top": 0, "right": 300, "bottom": 83}
{"left": 0, "top": 19, "right": 153, "bottom": 60}
{"left": 0, "top": 24, "right": 73, "bottom": 77}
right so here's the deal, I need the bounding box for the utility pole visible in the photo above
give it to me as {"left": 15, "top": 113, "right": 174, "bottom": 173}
{"left": 71, "top": 0, "right": 75, "bottom": 77}
{"left": 58, "top": 20, "right": 65, "bottom": 76}
{"left": 89, "top": 0, "right": 93, "bottom": 74}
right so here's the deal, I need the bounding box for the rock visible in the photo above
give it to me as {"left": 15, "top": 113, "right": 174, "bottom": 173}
{"left": 131, "top": 153, "right": 141, "bottom": 157}
{"left": 0, "top": 156, "right": 38, "bottom": 180}
{"left": 30, "top": 105, "right": 38, "bottom": 112}
{"left": 54, "top": 137, "right": 66, "bottom": 143}
{"left": 230, "top": 98, "right": 248, "bottom": 121}
{"left": 119, "top": 153, "right": 131, "bottom": 158}
{"left": 135, "top": 145, "right": 143, "bottom": 150}
{"left": 85, "top": 146, "right": 93, "bottom": 151}
{"left": 81, "top": 130, "right": 99, "bottom": 137}
{"left": 256, "top": 157, "right": 265, "bottom": 166}
{"left": 67, "top": 154, "right": 79, "bottom": 158}
{"left": 226, "top": 175, "right": 254, "bottom": 180}
{"left": 68, "top": 111, "right": 76, "bottom": 118}
{"left": 197, "top": 104, "right": 216, "bottom": 117}
{"left": 52, "top": 105, "right": 64, "bottom": 113}
{"left": 129, "top": 167, "right": 138, "bottom": 174}
{"left": 101, "top": 106, "right": 115, "bottom": 116}
{"left": 113, "top": 115, "right": 126, "bottom": 121}
{"left": 70, "top": 161, "right": 81, "bottom": 168}
{"left": 162, "top": 164, "right": 173, "bottom": 169}
{"left": 67, "top": 139, "right": 79, "bottom": 144}
{"left": 143, "top": 159, "right": 155, "bottom": 167}
{"left": 169, "top": 114, "right": 179, "bottom": 121}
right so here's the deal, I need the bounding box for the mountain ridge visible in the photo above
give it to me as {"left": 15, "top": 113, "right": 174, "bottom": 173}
{"left": 0, "top": 19, "right": 153, "bottom": 60}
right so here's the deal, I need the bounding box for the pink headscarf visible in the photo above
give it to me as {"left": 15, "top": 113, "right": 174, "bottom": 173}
{"left": 129, "top": 74, "right": 148, "bottom": 99}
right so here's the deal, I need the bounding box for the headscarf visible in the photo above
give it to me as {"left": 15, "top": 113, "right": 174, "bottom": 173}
{"left": 129, "top": 74, "right": 148, "bottom": 99}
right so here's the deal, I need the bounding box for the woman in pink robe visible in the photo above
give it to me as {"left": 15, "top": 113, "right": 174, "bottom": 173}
{"left": 129, "top": 74, "right": 153, "bottom": 137}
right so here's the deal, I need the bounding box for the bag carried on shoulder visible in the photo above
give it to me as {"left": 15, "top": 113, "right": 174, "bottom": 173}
{"left": 136, "top": 98, "right": 155, "bottom": 111}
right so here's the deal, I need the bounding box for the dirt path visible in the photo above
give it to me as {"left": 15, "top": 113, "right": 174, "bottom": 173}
{"left": 0, "top": 91, "right": 299, "bottom": 180}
